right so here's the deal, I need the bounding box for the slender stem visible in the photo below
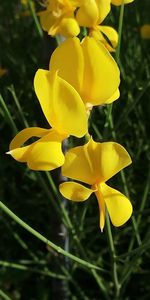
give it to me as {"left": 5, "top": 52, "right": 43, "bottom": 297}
{"left": 0, "top": 260, "right": 66, "bottom": 280}
{"left": 106, "top": 213, "right": 120, "bottom": 299}
{"left": 45, "top": 173, "right": 108, "bottom": 298}
{"left": 0, "top": 290, "right": 12, "bottom": 300}
{"left": 0, "top": 93, "right": 18, "bottom": 134}
{"left": 116, "top": 0, "right": 125, "bottom": 63}
{"left": 28, "top": 0, "right": 43, "bottom": 38}
{"left": 0, "top": 200, "right": 101, "bottom": 271}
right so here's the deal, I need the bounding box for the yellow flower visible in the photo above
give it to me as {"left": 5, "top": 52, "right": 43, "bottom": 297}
{"left": 89, "top": 25, "right": 118, "bottom": 52}
{"left": 76, "top": 0, "right": 118, "bottom": 51}
{"left": 59, "top": 138, "right": 132, "bottom": 231}
{"left": 140, "top": 24, "right": 150, "bottom": 39}
{"left": 39, "top": 0, "right": 81, "bottom": 37}
{"left": 111, "top": 0, "right": 134, "bottom": 6}
{"left": 7, "top": 70, "right": 88, "bottom": 171}
{"left": 50, "top": 36, "right": 120, "bottom": 111}
{"left": 76, "top": 0, "right": 111, "bottom": 28}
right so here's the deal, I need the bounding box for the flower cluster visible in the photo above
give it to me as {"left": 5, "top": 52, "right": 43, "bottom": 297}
{"left": 8, "top": 0, "right": 134, "bottom": 231}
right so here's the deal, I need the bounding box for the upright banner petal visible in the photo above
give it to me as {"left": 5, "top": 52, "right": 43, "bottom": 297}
{"left": 50, "top": 38, "right": 84, "bottom": 93}
{"left": 34, "top": 69, "right": 88, "bottom": 137}
{"left": 50, "top": 37, "right": 120, "bottom": 106}
{"left": 81, "top": 37, "right": 120, "bottom": 104}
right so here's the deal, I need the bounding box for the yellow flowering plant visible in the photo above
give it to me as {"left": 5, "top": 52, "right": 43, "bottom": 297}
{"left": 8, "top": 70, "right": 88, "bottom": 170}
{"left": 39, "top": 0, "right": 82, "bottom": 37}
{"left": 59, "top": 138, "right": 132, "bottom": 231}
{"left": 8, "top": 0, "right": 134, "bottom": 235}
{"left": 50, "top": 36, "right": 120, "bottom": 112}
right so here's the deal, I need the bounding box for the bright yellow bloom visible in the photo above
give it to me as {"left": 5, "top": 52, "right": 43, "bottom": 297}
{"left": 50, "top": 37, "right": 120, "bottom": 111}
{"left": 59, "top": 138, "right": 132, "bottom": 231}
{"left": 76, "top": 0, "right": 118, "bottom": 51}
{"left": 140, "top": 25, "right": 150, "bottom": 39}
{"left": 89, "top": 25, "right": 118, "bottom": 52}
{"left": 111, "top": 0, "right": 134, "bottom": 6}
{"left": 8, "top": 70, "right": 88, "bottom": 171}
{"left": 76, "top": 0, "right": 111, "bottom": 27}
{"left": 39, "top": 0, "right": 81, "bottom": 37}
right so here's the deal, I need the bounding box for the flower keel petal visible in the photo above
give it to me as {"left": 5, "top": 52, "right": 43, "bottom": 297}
{"left": 59, "top": 182, "right": 94, "bottom": 201}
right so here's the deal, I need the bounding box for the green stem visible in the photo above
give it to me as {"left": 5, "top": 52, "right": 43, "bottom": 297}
{"left": 45, "top": 173, "right": 108, "bottom": 298}
{"left": 106, "top": 213, "right": 120, "bottom": 299}
{"left": 0, "top": 260, "right": 66, "bottom": 280}
{"left": 0, "top": 93, "right": 18, "bottom": 134}
{"left": 0, "top": 200, "right": 101, "bottom": 271}
{"left": 28, "top": 0, "right": 43, "bottom": 38}
{"left": 0, "top": 290, "right": 12, "bottom": 300}
{"left": 116, "top": 0, "right": 125, "bottom": 63}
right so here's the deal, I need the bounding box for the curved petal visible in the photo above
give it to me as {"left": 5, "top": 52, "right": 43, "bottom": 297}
{"left": 34, "top": 69, "right": 88, "bottom": 137}
{"left": 104, "top": 88, "right": 120, "bottom": 104}
{"left": 50, "top": 37, "right": 84, "bottom": 94}
{"left": 89, "top": 28, "right": 115, "bottom": 52}
{"left": 59, "top": 181, "right": 94, "bottom": 201}
{"left": 100, "top": 183, "right": 133, "bottom": 227}
{"left": 62, "top": 138, "right": 132, "bottom": 184}
{"left": 58, "top": 16, "right": 80, "bottom": 37}
{"left": 97, "top": 141, "right": 132, "bottom": 182}
{"left": 34, "top": 69, "right": 54, "bottom": 126}
{"left": 76, "top": 0, "right": 99, "bottom": 27}
{"left": 62, "top": 138, "right": 101, "bottom": 185}
{"left": 9, "top": 127, "right": 48, "bottom": 151}
{"left": 27, "top": 130, "right": 65, "bottom": 170}
{"left": 99, "top": 26, "right": 118, "bottom": 49}
{"left": 8, "top": 128, "right": 65, "bottom": 171}
{"left": 40, "top": 11, "right": 56, "bottom": 33}
{"left": 111, "top": 0, "right": 134, "bottom": 6}
{"left": 96, "top": 0, "right": 111, "bottom": 24}
{"left": 81, "top": 37, "right": 120, "bottom": 105}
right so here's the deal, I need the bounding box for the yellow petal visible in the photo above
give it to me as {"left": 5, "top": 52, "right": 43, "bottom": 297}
{"left": 81, "top": 37, "right": 120, "bottom": 105}
{"left": 100, "top": 183, "right": 133, "bottom": 227}
{"left": 76, "top": 0, "right": 99, "bottom": 27}
{"left": 89, "top": 28, "right": 115, "bottom": 52}
{"left": 111, "top": 0, "right": 134, "bottom": 5}
{"left": 59, "top": 182, "right": 94, "bottom": 201}
{"left": 58, "top": 16, "right": 80, "bottom": 37}
{"left": 96, "top": 0, "right": 111, "bottom": 24}
{"left": 92, "top": 140, "right": 132, "bottom": 182}
{"left": 8, "top": 128, "right": 65, "bottom": 171}
{"left": 95, "top": 187, "right": 106, "bottom": 232}
{"left": 99, "top": 26, "right": 118, "bottom": 49}
{"left": 62, "top": 138, "right": 101, "bottom": 185}
{"left": 27, "top": 130, "right": 65, "bottom": 170}
{"left": 50, "top": 37, "right": 84, "bottom": 94}
{"left": 104, "top": 88, "right": 120, "bottom": 104}
{"left": 34, "top": 69, "right": 88, "bottom": 137}
{"left": 34, "top": 69, "right": 54, "bottom": 126}
{"left": 40, "top": 11, "right": 55, "bottom": 33}
{"left": 140, "top": 25, "right": 150, "bottom": 39}
{"left": 9, "top": 127, "right": 48, "bottom": 151}
{"left": 62, "top": 138, "right": 132, "bottom": 184}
